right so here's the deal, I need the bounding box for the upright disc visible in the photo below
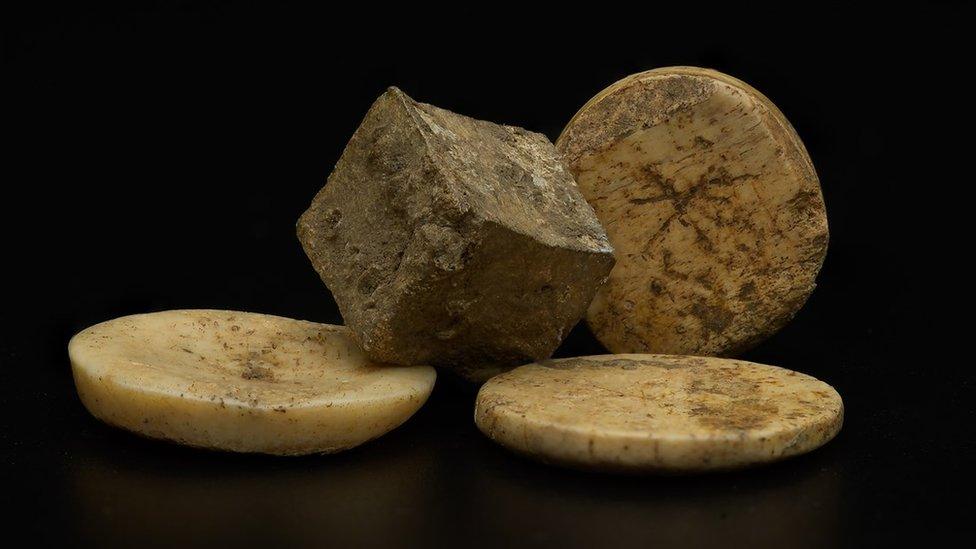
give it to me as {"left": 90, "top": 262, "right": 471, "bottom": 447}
{"left": 557, "top": 67, "right": 828, "bottom": 356}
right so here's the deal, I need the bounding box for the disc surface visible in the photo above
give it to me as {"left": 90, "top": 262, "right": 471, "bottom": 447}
{"left": 475, "top": 354, "right": 842, "bottom": 472}
{"left": 556, "top": 67, "right": 828, "bottom": 356}
{"left": 69, "top": 310, "right": 436, "bottom": 455}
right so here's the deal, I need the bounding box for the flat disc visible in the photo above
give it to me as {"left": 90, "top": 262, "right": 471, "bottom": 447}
{"left": 557, "top": 67, "right": 828, "bottom": 356}
{"left": 475, "top": 354, "right": 842, "bottom": 472}
{"left": 69, "top": 310, "right": 436, "bottom": 455}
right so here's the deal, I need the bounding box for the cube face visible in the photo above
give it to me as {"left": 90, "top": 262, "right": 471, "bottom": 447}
{"left": 298, "top": 88, "right": 614, "bottom": 381}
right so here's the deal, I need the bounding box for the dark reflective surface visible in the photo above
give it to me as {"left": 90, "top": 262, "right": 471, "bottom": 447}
{"left": 5, "top": 4, "right": 972, "bottom": 547}
{"left": 24, "top": 366, "right": 845, "bottom": 548}
{"left": 4, "top": 313, "right": 969, "bottom": 547}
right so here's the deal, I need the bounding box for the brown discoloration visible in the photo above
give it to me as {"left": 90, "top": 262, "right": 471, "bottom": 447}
{"left": 685, "top": 368, "right": 779, "bottom": 431}
{"left": 298, "top": 88, "right": 614, "bottom": 382}
{"left": 556, "top": 67, "right": 828, "bottom": 358}
{"left": 690, "top": 398, "right": 780, "bottom": 431}
{"left": 689, "top": 301, "right": 734, "bottom": 335}
{"left": 240, "top": 362, "right": 275, "bottom": 382}
{"left": 559, "top": 73, "right": 714, "bottom": 167}
{"left": 475, "top": 354, "right": 843, "bottom": 473}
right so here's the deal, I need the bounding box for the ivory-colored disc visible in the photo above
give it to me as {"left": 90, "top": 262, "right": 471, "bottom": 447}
{"left": 556, "top": 67, "right": 828, "bottom": 356}
{"left": 69, "top": 310, "right": 436, "bottom": 455}
{"left": 475, "top": 354, "right": 842, "bottom": 472}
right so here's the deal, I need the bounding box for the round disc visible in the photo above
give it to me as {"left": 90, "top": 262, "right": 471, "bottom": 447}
{"left": 69, "top": 310, "right": 436, "bottom": 455}
{"left": 556, "top": 67, "right": 828, "bottom": 356}
{"left": 475, "top": 354, "right": 842, "bottom": 472}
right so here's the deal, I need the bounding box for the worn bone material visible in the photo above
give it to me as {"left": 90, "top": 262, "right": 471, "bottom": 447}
{"left": 69, "top": 310, "right": 435, "bottom": 455}
{"left": 475, "top": 354, "right": 842, "bottom": 472}
{"left": 298, "top": 87, "right": 615, "bottom": 382}
{"left": 557, "top": 67, "right": 828, "bottom": 356}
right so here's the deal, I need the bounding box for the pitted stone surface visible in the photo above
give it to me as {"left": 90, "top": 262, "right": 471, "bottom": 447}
{"left": 299, "top": 88, "right": 614, "bottom": 381}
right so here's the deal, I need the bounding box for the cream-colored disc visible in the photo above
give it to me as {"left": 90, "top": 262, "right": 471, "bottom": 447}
{"left": 475, "top": 354, "right": 842, "bottom": 472}
{"left": 557, "top": 67, "right": 828, "bottom": 356}
{"left": 69, "top": 310, "right": 435, "bottom": 455}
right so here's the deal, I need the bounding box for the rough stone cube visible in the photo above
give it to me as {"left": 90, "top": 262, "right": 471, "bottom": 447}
{"left": 298, "top": 87, "right": 614, "bottom": 381}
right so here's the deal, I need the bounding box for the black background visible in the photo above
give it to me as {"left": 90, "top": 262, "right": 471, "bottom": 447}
{"left": 4, "top": 3, "right": 973, "bottom": 547}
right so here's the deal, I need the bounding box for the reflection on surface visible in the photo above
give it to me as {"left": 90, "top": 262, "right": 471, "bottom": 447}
{"left": 65, "top": 381, "right": 844, "bottom": 547}
{"left": 456, "top": 440, "right": 842, "bottom": 547}
{"left": 66, "top": 409, "right": 441, "bottom": 546}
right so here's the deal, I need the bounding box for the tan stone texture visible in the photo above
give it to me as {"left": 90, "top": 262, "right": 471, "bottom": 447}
{"left": 557, "top": 67, "right": 828, "bottom": 356}
{"left": 69, "top": 310, "right": 435, "bottom": 455}
{"left": 475, "top": 354, "right": 842, "bottom": 472}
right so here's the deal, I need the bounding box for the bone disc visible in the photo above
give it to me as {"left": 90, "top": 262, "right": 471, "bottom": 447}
{"left": 557, "top": 67, "right": 828, "bottom": 356}
{"left": 69, "top": 310, "right": 435, "bottom": 455}
{"left": 475, "top": 354, "right": 842, "bottom": 472}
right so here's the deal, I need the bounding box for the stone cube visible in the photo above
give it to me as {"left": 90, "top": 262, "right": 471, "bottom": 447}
{"left": 298, "top": 87, "right": 614, "bottom": 381}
